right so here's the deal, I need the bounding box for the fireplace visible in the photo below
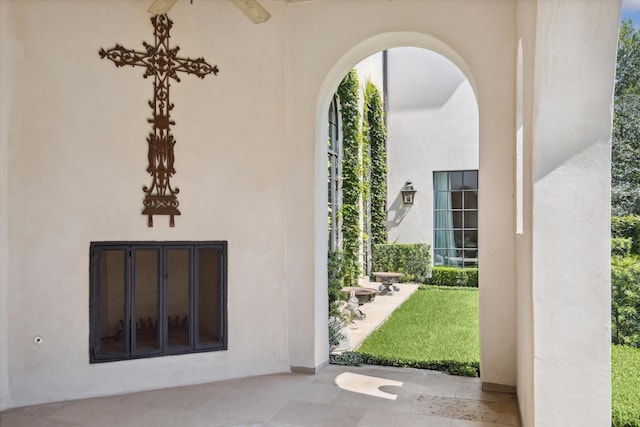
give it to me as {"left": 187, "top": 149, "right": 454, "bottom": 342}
{"left": 89, "top": 241, "right": 227, "bottom": 362}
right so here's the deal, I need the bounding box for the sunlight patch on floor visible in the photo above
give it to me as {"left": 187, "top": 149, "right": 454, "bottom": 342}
{"left": 334, "top": 372, "right": 403, "bottom": 400}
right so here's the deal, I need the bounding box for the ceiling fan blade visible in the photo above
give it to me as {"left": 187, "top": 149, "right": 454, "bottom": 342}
{"left": 148, "top": 0, "right": 179, "bottom": 15}
{"left": 230, "top": 0, "right": 271, "bottom": 24}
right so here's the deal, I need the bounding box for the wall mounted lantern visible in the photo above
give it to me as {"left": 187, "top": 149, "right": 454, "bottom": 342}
{"left": 401, "top": 181, "right": 417, "bottom": 205}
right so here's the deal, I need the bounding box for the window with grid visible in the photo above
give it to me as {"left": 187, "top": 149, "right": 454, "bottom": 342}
{"left": 327, "top": 95, "right": 341, "bottom": 252}
{"left": 89, "top": 241, "right": 227, "bottom": 363}
{"left": 433, "top": 171, "right": 478, "bottom": 268}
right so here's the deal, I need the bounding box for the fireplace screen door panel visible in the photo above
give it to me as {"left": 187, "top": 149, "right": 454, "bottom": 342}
{"left": 197, "top": 247, "right": 222, "bottom": 347}
{"left": 167, "top": 247, "right": 191, "bottom": 349}
{"left": 96, "top": 247, "right": 128, "bottom": 357}
{"left": 90, "top": 241, "right": 227, "bottom": 363}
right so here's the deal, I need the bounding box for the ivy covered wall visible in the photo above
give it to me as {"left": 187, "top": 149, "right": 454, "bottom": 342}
{"left": 337, "top": 69, "right": 362, "bottom": 286}
{"left": 332, "top": 70, "right": 388, "bottom": 284}
{"left": 363, "top": 80, "right": 387, "bottom": 248}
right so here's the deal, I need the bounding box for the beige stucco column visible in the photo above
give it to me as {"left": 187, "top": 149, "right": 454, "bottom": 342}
{"left": 0, "top": 0, "right": 12, "bottom": 410}
{"left": 523, "top": 1, "right": 619, "bottom": 425}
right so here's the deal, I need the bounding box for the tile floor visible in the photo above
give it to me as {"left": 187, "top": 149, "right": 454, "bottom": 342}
{"left": 1, "top": 364, "right": 521, "bottom": 427}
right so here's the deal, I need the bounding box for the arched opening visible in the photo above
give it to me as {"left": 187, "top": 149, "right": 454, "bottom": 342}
{"left": 315, "top": 33, "right": 481, "bottom": 374}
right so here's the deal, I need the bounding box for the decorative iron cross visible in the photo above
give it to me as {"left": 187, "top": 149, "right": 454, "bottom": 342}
{"left": 99, "top": 14, "right": 218, "bottom": 227}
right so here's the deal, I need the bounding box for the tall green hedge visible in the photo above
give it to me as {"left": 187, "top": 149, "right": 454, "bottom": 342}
{"left": 612, "top": 345, "right": 640, "bottom": 427}
{"left": 612, "top": 256, "right": 640, "bottom": 348}
{"left": 337, "top": 70, "right": 362, "bottom": 287}
{"left": 612, "top": 215, "right": 640, "bottom": 254}
{"left": 363, "top": 80, "right": 387, "bottom": 248}
{"left": 612, "top": 237, "right": 633, "bottom": 257}
{"left": 371, "top": 243, "right": 431, "bottom": 283}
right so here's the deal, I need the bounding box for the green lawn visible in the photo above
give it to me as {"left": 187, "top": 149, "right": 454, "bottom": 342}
{"left": 354, "top": 286, "right": 479, "bottom": 375}
{"left": 612, "top": 344, "right": 640, "bottom": 427}
{"left": 348, "top": 287, "right": 639, "bottom": 425}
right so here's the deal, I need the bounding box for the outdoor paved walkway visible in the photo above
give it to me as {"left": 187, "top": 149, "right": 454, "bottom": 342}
{"left": 1, "top": 364, "right": 520, "bottom": 426}
{"left": 337, "top": 280, "right": 419, "bottom": 352}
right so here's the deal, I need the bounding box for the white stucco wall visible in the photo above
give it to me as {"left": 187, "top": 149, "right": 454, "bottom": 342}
{"left": 515, "top": 2, "right": 536, "bottom": 425}
{"left": 528, "top": 1, "right": 618, "bottom": 425}
{"left": 1, "top": 1, "right": 619, "bottom": 424}
{"left": 0, "top": 0, "right": 290, "bottom": 409}
{"left": 384, "top": 47, "right": 479, "bottom": 245}
{"left": 353, "top": 47, "right": 479, "bottom": 258}
{"left": 1, "top": 0, "right": 519, "bottom": 410}
{"left": 0, "top": 0, "right": 13, "bottom": 411}
{"left": 355, "top": 52, "right": 383, "bottom": 96}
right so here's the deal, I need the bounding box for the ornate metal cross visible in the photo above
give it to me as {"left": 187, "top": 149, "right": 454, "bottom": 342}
{"left": 99, "top": 14, "right": 218, "bottom": 227}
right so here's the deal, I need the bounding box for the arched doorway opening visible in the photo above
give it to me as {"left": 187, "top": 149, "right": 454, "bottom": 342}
{"left": 286, "top": 27, "right": 517, "bottom": 389}
{"left": 323, "top": 44, "right": 480, "bottom": 367}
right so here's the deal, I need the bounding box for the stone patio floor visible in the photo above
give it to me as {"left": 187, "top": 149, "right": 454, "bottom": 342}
{"left": 1, "top": 281, "right": 521, "bottom": 427}
{"left": 1, "top": 363, "right": 520, "bottom": 427}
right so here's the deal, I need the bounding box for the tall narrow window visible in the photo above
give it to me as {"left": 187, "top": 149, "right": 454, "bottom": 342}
{"left": 516, "top": 39, "right": 524, "bottom": 235}
{"left": 327, "top": 94, "right": 341, "bottom": 252}
{"left": 433, "top": 171, "right": 478, "bottom": 268}
{"left": 90, "top": 241, "right": 227, "bottom": 363}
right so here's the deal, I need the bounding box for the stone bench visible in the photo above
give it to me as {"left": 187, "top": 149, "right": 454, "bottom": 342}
{"left": 341, "top": 286, "right": 378, "bottom": 304}
{"left": 372, "top": 272, "right": 403, "bottom": 294}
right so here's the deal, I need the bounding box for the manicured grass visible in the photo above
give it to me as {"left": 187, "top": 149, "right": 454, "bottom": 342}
{"left": 354, "top": 286, "right": 479, "bottom": 375}
{"left": 612, "top": 344, "right": 640, "bottom": 427}
{"left": 340, "top": 287, "right": 640, "bottom": 423}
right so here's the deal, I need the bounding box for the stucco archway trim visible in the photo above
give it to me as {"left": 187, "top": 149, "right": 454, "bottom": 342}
{"left": 310, "top": 31, "right": 482, "bottom": 373}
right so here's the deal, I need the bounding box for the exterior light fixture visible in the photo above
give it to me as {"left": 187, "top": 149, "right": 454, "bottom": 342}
{"left": 401, "top": 181, "right": 417, "bottom": 205}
